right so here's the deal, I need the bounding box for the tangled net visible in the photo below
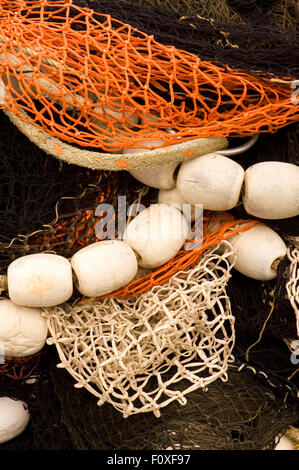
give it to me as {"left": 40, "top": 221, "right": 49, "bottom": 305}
{"left": 48, "top": 349, "right": 299, "bottom": 450}
{"left": 0, "top": 350, "right": 44, "bottom": 380}
{"left": 124, "top": 0, "right": 298, "bottom": 31}
{"left": 0, "top": 109, "right": 96, "bottom": 247}
{"left": 0, "top": 0, "right": 297, "bottom": 163}
{"left": 228, "top": 237, "right": 299, "bottom": 400}
{"left": 43, "top": 241, "right": 236, "bottom": 418}
{"left": 0, "top": 348, "right": 75, "bottom": 450}
{"left": 78, "top": 0, "right": 299, "bottom": 79}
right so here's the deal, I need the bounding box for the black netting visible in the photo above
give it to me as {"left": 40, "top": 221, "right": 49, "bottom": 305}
{"left": 0, "top": 347, "right": 74, "bottom": 450}
{"left": 73, "top": 0, "right": 299, "bottom": 79}
{"left": 48, "top": 348, "right": 298, "bottom": 450}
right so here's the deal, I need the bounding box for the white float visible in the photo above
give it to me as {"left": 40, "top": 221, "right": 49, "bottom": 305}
{"left": 128, "top": 161, "right": 178, "bottom": 189}
{"left": 176, "top": 153, "right": 244, "bottom": 211}
{"left": 274, "top": 434, "right": 296, "bottom": 450}
{"left": 71, "top": 240, "right": 138, "bottom": 297}
{"left": 8, "top": 253, "right": 73, "bottom": 307}
{"left": 92, "top": 100, "right": 139, "bottom": 130}
{"left": 0, "top": 298, "right": 48, "bottom": 357}
{"left": 158, "top": 187, "right": 198, "bottom": 222}
{"left": 0, "top": 397, "right": 30, "bottom": 444}
{"left": 243, "top": 161, "right": 299, "bottom": 219}
{"left": 228, "top": 224, "right": 287, "bottom": 281}
{"left": 123, "top": 203, "right": 189, "bottom": 269}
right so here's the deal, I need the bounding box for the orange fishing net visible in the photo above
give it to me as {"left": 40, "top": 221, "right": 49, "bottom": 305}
{"left": 0, "top": 0, "right": 298, "bottom": 155}
{"left": 0, "top": 350, "right": 43, "bottom": 379}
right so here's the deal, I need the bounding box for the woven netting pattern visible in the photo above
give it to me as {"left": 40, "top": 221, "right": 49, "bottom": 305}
{"left": 77, "top": 0, "right": 299, "bottom": 79}
{"left": 0, "top": 161, "right": 147, "bottom": 275}
{"left": 285, "top": 238, "right": 299, "bottom": 338}
{"left": 48, "top": 350, "right": 299, "bottom": 450}
{"left": 0, "top": 0, "right": 298, "bottom": 156}
{"left": 43, "top": 241, "right": 236, "bottom": 418}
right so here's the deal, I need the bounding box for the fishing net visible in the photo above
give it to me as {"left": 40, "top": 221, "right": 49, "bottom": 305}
{"left": 48, "top": 348, "right": 299, "bottom": 450}
{"left": 0, "top": 0, "right": 298, "bottom": 450}
{"left": 228, "top": 237, "right": 299, "bottom": 400}
{"left": 0, "top": 0, "right": 298, "bottom": 171}
{"left": 0, "top": 109, "right": 97, "bottom": 247}
{"left": 0, "top": 349, "right": 44, "bottom": 380}
{"left": 43, "top": 241, "right": 236, "bottom": 418}
{"left": 75, "top": 0, "right": 299, "bottom": 79}
{"left": 0, "top": 98, "right": 260, "bottom": 384}
{"left": 0, "top": 109, "right": 258, "bottom": 382}
{"left": 0, "top": 346, "right": 74, "bottom": 450}
{"left": 114, "top": 0, "right": 298, "bottom": 31}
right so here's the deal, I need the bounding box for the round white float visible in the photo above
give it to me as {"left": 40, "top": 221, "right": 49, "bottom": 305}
{"left": 71, "top": 240, "right": 138, "bottom": 297}
{"left": 8, "top": 253, "right": 73, "bottom": 307}
{"left": 123, "top": 203, "right": 189, "bottom": 269}
{"left": 243, "top": 161, "right": 299, "bottom": 219}
{"left": 128, "top": 161, "right": 179, "bottom": 189}
{"left": 176, "top": 153, "right": 244, "bottom": 211}
{"left": 0, "top": 298, "right": 48, "bottom": 357}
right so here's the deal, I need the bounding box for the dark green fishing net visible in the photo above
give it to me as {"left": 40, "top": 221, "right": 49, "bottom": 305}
{"left": 47, "top": 346, "right": 298, "bottom": 450}
{"left": 0, "top": 0, "right": 298, "bottom": 451}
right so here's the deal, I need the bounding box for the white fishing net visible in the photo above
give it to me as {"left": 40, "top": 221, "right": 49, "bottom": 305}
{"left": 43, "top": 240, "right": 236, "bottom": 417}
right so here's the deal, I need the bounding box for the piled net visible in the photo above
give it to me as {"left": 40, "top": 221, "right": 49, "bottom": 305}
{"left": 43, "top": 241, "right": 236, "bottom": 418}
{"left": 0, "top": 0, "right": 297, "bottom": 158}
{"left": 0, "top": 349, "right": 44, "bottom": 380}
{"left": 48, "top": 349, "right": 299, "bottom": 450}
{"left": 0, "top": 347, "right": 75, "bottom": 450}
{"left": 0, "top": 103, "right": 260, "bottom": 384}
{"left": 0, "top": 0, "right": 297, "bottom": 447}
{"left": 123, "top": 0, "right": 298, "bottom": 30}
{"left": 0, "top": 109, "right": 96, "bottom": 248}
{"left": 227, "top": 239, "right": 299, "bottom": 400}
{"left": 77, "top": 0, "right": 299, "bottom": 79}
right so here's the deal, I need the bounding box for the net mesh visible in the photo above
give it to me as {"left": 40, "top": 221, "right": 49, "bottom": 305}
{"left": 228, "top": 238, "right": 299, "bottom": 400}
{"left": 76, "top": 0, "right": 299, "bottom": 79}
{"left": 43, "top": 241, "right": 236, "bottom": 418}
{"left": 48, "top": 347, "right": 299, "bottom": 450}
{"left": 0, "top": 109, "right": 96, "bottom": 247}
{"left": 0, "top": 0, "right": 297, "bottom": 158}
